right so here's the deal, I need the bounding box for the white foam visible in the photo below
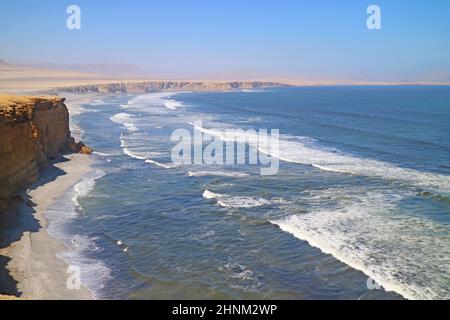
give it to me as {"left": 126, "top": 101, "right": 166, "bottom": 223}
{"left": 203, "top": 189, "right": 221, "bottom": 199}
{"left": 121, "top": 92, "right": 189, "bottom": 110}
{"left": 45, "top": 170, "right": 111, "bottom": 299}
{"left": 217, "top": 197, "right": 271, "bottom": 208}
{"left": 122, "top": 147, "right": 146, "bottom": 160}
{"left": 93, "top": 151, "right": 117, "bottom": 157}
{"left": 220, "top": 261, "right": 262, "bottom": 292}
{"left": 89, "top": 99, "right": 106, "bottom": 106}
{"left": 119, "top": 133, "right": 171, "bottom": 167}
{"left": 69, "top": 234, "right": 101, "bottom": 252}
{"left": 93, "top": 151, "right": 120, "bottom": 163}
{"left": 202, "top": 189, "right": 272, "bottom": 208}
{"left": 58, "top": 235, "right": 112, "bottom": 297}
{"left": 164, "top": 99, "right": 183, "bottom": 110}
{"left": 192, "top": 122, "right": 450, "bottom": 299}
{"left": 67, "top": 102, "right": 98, "bottom": 116}
{"left": 110, "top": 112, "right": 138, "bottom": 132}
{"left": 121, "top": 92, "right": 171, "bottom": 108}
{"left": 191, "top": 122, "right": 450, "bottom": 195}
{"left": 263, "top": 135, "right": 450, "bottom": 194}
{"left": 119, "top": 134, "right": 148, "bottom": 160}
{"left": 72, "top": 170, "right": 105, "bottom": 202}
{"left": 271, "top": 190, "right": 450, "bottom": 300}
{"left": 144, "top": 159, "right": 174, "bottom": 169}
{"left": 188, "top": 170, "right": 249, "bottom": 178}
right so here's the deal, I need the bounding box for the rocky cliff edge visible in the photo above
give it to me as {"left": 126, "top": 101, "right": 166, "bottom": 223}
{"left": 0, "top": 95, "right": 89, "bottom": 211}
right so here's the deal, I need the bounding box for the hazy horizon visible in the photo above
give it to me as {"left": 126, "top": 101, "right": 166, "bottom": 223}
{"left": 1, "top": 0, "right": 450, "bottom": 82}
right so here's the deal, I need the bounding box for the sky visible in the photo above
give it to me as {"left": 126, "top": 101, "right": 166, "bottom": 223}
{"left": 1, "top": 0, "right": 449, "bottom": 82}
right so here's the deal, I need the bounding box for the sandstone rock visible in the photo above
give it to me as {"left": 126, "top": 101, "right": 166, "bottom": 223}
{"left": 66, "top": 137, "right": 79, "bottom": 153}
{"left": 65, "top": 140, "right": 93, "bottom": 154}
{"left": 63, "top": 81, "right": 290, "bottom": 94}
{"left": 80, "top": 146, "right": 93, "bottom": 155}
{"left": 0, "top": 95, "right": 79, "bottom": 212}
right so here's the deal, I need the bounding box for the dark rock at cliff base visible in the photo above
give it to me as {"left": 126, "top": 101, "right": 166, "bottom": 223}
{"left": 66, "top": 137, "right": 79, "bottom": 153}
{"left": 65, "top": 138, "right": 93, "bottom": 154}
{"left": 80, "top": 146, "right": 93, "bottom": 155}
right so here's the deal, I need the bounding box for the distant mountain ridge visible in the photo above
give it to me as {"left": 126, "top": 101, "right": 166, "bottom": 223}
{"left": 0, "top": 59, "right": 10, "bottom": 66}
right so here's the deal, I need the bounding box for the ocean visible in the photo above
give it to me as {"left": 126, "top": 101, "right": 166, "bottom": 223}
{"left": 47, "top": 86, "right": 450, "bottom": 299}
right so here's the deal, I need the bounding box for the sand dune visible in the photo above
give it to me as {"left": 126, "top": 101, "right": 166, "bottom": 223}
{"left": 2, "top": 61, "right": 448, "bottom": 95}
{"left": 0, "top": 64, "right": 111, "bottom": 93}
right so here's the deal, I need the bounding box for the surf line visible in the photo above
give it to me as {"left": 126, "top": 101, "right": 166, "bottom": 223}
{"left": 170, "top": 120, "right": 280, "bottom": 175}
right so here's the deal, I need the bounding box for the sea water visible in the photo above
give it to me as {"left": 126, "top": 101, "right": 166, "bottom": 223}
{"left": 46, "top": 86, "right": 450, "bottom": 299}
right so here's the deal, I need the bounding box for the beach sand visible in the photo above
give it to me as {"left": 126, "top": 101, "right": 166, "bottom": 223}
{"left": 0, "top": 94, "right": 101, "bottom": 299}
{"left": 0, "top": 154, "right": 95, "bottom": 299}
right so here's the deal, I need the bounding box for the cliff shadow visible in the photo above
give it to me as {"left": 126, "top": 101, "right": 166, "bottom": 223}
{"left": 0, "top": 160, "right": 68, "bottom": 249}
{"left": 27, "top": 158, "right": 69, "bottom": 192}
{"left": 0, "top": 255, "right": 20, "bottom": 296}
{"left": 0, "top": 159, "right": 69, "bottom": 297}
{"left": 0, "top": 196, "right": 40, "bottom": 248}
{"left": 0, "top": 196, "right": 41, "bottom": 297}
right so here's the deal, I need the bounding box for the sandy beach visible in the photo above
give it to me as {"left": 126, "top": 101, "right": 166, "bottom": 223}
{"left": 0, "top": 93, "right": 100, "bottom": 299}
{"left": 0, "top": 155, "right": 95, "bottom": 299}
{"left": 0, "top": 75, "right": 286, "bottom": 299}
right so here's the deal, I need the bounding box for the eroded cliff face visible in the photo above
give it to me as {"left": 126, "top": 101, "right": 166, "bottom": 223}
{"left": 63, "top": 81, "right": 289, "bottom": 94}
{"left": 0, "top": 96, "right": 75, "bottom": 211}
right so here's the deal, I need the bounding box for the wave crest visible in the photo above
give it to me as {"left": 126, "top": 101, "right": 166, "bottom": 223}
{"left": 203, "top": 189, "right": 272, "bottom": 208}
{"left": 110, "top": 112, "right": 138, "bottom": 132}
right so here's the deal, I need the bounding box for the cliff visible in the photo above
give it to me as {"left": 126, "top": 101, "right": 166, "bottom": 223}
{"left": 62, "top": 81, "right": 289, "bottom": 94}
{"left": 0, "top": 96, "right": 81, "bottom": 211}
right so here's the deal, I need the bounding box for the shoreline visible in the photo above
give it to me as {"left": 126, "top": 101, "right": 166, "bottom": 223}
{"left": 0, "top": 94, "right": 100, "bottom": 299}
{"left": 2, "top": 87, "right": 439, "bottom": 300}
{"left": 0, "top": 154, "right": 95, "bottom": 299}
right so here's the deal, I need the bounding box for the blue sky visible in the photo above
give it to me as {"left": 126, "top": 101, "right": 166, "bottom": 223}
{"left": 1, "top": 0, "right": 449, "bottom": 81}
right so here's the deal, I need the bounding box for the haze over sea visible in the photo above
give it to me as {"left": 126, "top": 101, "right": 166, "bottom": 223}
{"left": 47, "top": 86, "right": 450, "bottom": 299}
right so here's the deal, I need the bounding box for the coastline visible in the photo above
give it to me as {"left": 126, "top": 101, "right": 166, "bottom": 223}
{"left": 0, "top": 154, "right": 94, "bottom": 299}
{"left": 0, "top": 93, "right": 100, "bottom": 299}
{"left": 2, "top": 85, "right": 447, "bottom": 300}
{"left": 0, "top": 86, "right": 277, "bottom": 299}
{"left": 60, "top": 92, "right": 105, "bottom": 141}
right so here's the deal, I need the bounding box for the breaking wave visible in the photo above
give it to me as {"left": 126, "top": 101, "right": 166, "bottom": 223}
{"left": 164, "top": 99, "right": 184, "bottom": 110}
{"left": 110, "top": 112, "right": 138, "bottom": 132}
{"left": 188, "top": 170, "right": 249, "bottom": 178}
{"left": 45, "top": 170, "right": 111, "bottom": 299}
{"left": 270, "top": 189, "right": 450, "bottom": 300}
{"left": 191, "top": 122, "right": 450, "bottom": 195}
{"left": 203, "top": 190, "right": 273, "bottom": 208}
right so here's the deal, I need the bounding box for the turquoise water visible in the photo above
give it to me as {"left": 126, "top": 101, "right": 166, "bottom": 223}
{"left": 48, "top": 87, "right": 450, "bottom": 299}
